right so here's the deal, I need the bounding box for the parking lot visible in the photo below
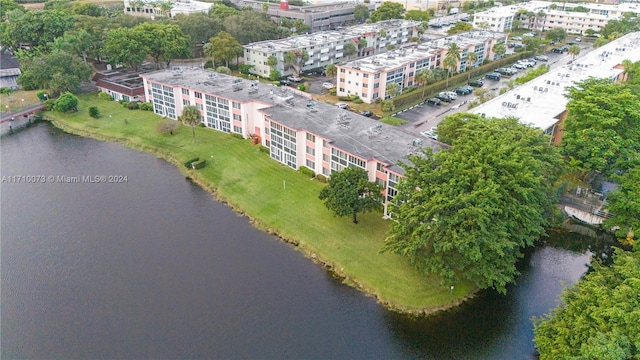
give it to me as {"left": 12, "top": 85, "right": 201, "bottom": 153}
{"left": 394, "top": 41, "right": 594, "bottom": 135}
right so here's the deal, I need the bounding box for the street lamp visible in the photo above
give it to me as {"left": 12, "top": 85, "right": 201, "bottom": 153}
{"left": 21, "top": 98, "right": 24, "bottom": 111}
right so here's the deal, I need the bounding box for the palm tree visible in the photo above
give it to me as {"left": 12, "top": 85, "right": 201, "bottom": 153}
{"left": 385, "top": 82, "right": 401, "bottom": 99}
{"left": 568, "top": 44, "right": 581, "bottom": 60}
{"left": 267, "top": 55, "right": 278, "bottom": 73}
{"left": 203, "top": 42, "right": 215, "bottom": 68}
{"left": 492, "top": 43, "right": 506, "bottom": 60}
{"left": 262, "top": 2, "right": 269, "bottom": 12}
{"left": 283, "top": 51, "right": 297, "bottom": 73}
{"left": 415, "top": 69, "right": 434, "bottom": 97}
{"left": 325, "top": 64, "right": 337, "bottom": 77}
{"left": 443, "top": 56, "right": 457, "bottom": 88}
{"left": 466, "top": 51, "right": 478, "bottom": 81}
{"left": 181, "top": 105, "right": 201, "bottom": 138}
{"left": 444, "top": 42, "right": 461, "bottom": 88}
{"left": 343, "top": 42, "right": 357, "bottom": 61}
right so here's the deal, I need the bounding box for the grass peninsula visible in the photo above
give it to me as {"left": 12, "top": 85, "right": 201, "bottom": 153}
{"left": 45, "top": 93, "right": 476, "bottom": 314}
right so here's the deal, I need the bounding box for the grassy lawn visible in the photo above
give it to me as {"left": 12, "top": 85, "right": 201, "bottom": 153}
{"left": 379, "top": 116, "right": 408, "bottom": 126}
{"left": 1, "top": 90, "right": 42, "bottom": 114}
{"left": 45, "top": 93, "right": 476, "bottom": 313}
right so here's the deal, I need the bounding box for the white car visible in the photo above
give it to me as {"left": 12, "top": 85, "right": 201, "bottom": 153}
{"left": 287, "top": 76, "right": 302, "bottom": 82}
{"left": 535, "top": 55, "right": 549, "bottom": 61}
{"left": 335, "top": 102, "right": 349, "bottom": 109}
{"left": 439, "top": 91, "right": 457, "bottom": 100}
{"left": 420, "top": 131, "right": 438, "bottom": 140}
{"left": 322, "top": 82, "right": 334, "bottom": 89}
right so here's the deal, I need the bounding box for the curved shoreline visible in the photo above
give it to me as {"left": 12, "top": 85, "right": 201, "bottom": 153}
{"left": 47, "top": 114, "right": 478, "bottom": 316}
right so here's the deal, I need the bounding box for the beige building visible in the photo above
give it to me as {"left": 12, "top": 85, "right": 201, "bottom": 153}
{"left": 123, "top": 0, "right": 213, "bottom": 18}
{"left": 243, "top": 20, "right": 422, "bottom": 77}
{"left": 335, "top": 30, "right": 507, "bottom": 103}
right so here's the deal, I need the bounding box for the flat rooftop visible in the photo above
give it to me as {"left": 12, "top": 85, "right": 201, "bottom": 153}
{"left": 261, "top": 101, "right": 444, "bottom": 174}
{"left": 340, "top": 31, "right": 506, "bottom": 72}
{"left": 244, "top": 19, "right": 420, "bottom": 53}
{"left": 469, "top": 32, "right": 640, "bottom": 131}
{"left": 143, "top": 68, "right": 443, "bottom": 173}
{"left": 232, "top": 0, "right": 367, "bottom": 14}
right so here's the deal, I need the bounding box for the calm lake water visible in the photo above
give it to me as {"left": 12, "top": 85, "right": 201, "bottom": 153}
{"left": 1, "top": 123, "right": 592, "bottom": 359}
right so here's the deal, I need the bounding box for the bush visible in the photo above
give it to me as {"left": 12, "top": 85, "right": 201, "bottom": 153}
{"left": 119, "top": 100, "right": 129, "bottom": 106}
{"left": 98, "top": 92, "right": 114, "bottom": 101}
{"left": 139, "top": 102, "right": 153, "bottom": 111}
{"left": 157, "top": 120, "right": 179, "bottom": 135}
{"left": 43, "top": 99, "right": 56, "bottom": 111}
{"left": 238, "top": 64, "right": 254, "bottom": 74}
{"left": 53, "top": 92, "right": 78, "bottom": 113}
{"left": 353, "top": 98, "right": 364, "bottom": 104}
{"left": 337, "top": 96, "right": 352, "bottom": 101}
{"left": 381, "top": 99, "right": 395, "bottom": 112}
{"left": 0, "top": 87, "right": 13, "bottom": 95}
{"left": 216, "top": 66, "right": 231, "bottom": 75}
{"left": 315, "top": 174, "right": 327, "bottom": 183}
{"left": 329, "top": 88, "right": 337, "bottom": 96}
{"left": 36, "top": 90, "right": 48, "bottom": 101}
{"left": 204, "top": 60, "right": 214, "bottom": 69}
{"left": 126, "top": 102, "right": 140, "bottom": 110}
{"left": 499, "top": 87, "right": 508, "bottom": 95}
{"left": 269, "top": 69, "right": 281, "bottom": 81}
{"left": 297, "top": 84, "right": 306, "bottom": 91}
{"left": 299, "top": 166, "right": 315, "bottom": 178}
{"left": 349, "top": 94, "right": 360, "bottom": 101}
{"left": 89, "top": 106, "right": 100, "bottom": 118}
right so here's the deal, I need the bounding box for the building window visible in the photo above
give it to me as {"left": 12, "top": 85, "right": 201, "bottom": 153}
{"left": 232, "top": 102, "right": 241, "bottom": 109}
{"left": 323, "top": 153, "right": 330, "bottom": 162}
{"left": 233, "top": 126, "right": 242, "bottom": 133}
{"left": 340, "top": 69, "right": 345, "bottom": 73}
{"left": 363, "top": 74, "right": 369, "bottom": 78}
{"left": 306, "top": 133, "right": 315, "bottom": 142}
{"left": 233, "top": 114, "right": 242, "bottom": 121}
{"left": 306, "top": 160, "right": 315, "bottom": 169}
{"left": 182, "top": 88, "right": 189, "bottom": 95}
{"left": 183, "top": 99, "right": 190, "bottom": 105}
{"left": 306, "top": 146, "right": 315, "bottom": 156}
{"left": 323, "top": 167, "right": 330, "bottom": 176}
{"left": 377, "top": 163, "right": 386, "bottom": 172}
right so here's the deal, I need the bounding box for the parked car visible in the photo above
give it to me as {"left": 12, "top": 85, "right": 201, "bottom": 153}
{"left": 460, "top": 85, "right": 474, "bottom": 93}
{"left": 468, "top": 79, "right": 484, "bottom": 87}
{"left": 495, "top": 68, "right": 513, "bottom": 76}
{"left": 420, "top": 130, "right": 438, "bottom": 140}
{"left": 426, "top": 98, "right": 442, "bottom": 105}
{"left": 439, "top": 91, "right": 457, "bottom": 100}
{"left": 279, "top": 79, "right": 291, "bottom": 86}
{"left": 575, "top": 37, "right": 582, "bottom": 42}
{"left": 436, "top": 93, "right": 453, "bottom": 102}
{"left": 535, "top": 55, "right": 549, "bottom": 61}
{"left": 455, "top": 86, "right": 472, "bottom": 95}
{"left": 511, "top": 36, "right": 523, "bottom": 41}
{"left": 335, "top": 102, "right": 348, "bottom": 109}
{"left": 359, "top": 110, "right": 373, "bottom": 117}
{"left": 287, "top": 76, "right": 302, "bottom": 82}
{"left": 485, "top": 72, "right": 501, "bottom": 81}
{"left": 322, "top": 82, "right": 334, "bottom": 89}
{"left": 513, "top": 63, "right": 526, "bottom": 69}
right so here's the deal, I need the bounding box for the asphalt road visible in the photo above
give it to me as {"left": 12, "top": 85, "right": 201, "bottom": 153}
{"left": 395, "top": 41, "right": 594, "bottom": 135}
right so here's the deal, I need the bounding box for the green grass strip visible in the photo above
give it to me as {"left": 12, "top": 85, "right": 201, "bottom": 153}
{"left": 45, "top": 93, "right": 476, "bottom": 314}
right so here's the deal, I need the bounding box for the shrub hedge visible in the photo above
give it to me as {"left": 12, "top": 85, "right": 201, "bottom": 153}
{"left": 390, "top": 52, "right": 534, "bottom": 110}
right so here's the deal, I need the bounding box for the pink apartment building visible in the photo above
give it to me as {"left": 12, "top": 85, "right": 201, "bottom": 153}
{"left": 141, "top": 68, "right": 445, "bottom": 215}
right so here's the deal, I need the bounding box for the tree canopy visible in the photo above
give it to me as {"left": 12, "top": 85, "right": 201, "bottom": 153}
{"left": 180, "top": 105, "right": 201, "bottom": 137}
{"left": 0, "top": 9, "right": 74, "bottom": 48}
{"left": 533, "top": 247, "right": 640, "bottom": 360}
{"left": 354, "top": 4, "right": 369, "bottom": 22}
{"left": 561, "top": 78, "right": 640, "bottom": 177}
{"left": 382, "top": 114, "right": 563, "bottom": 293}
{"left": 545, "top": 27, "right": 567, "bottom": 42}
{"left": 404, "top": 9, "right": 430, "bottom": 22}
{"left": 604, "top": 168, "right": 640, "bottom": 244}
{"left": 206, "top": 31, "right": 242, "bottom": 67}
{"left": 369, "top": 2, "right": 404, "bottom": 22}
{"left": 319, "top": 167, "right": 382, "bottom": 224}
{"left": 447, "top": 21, "right": 473, "bottom": 35}
{"left": 18, "top": 49, "right": 92, "bottom": 95}
{"left": 136, "top": 22, "right": 191, "bottom": 69}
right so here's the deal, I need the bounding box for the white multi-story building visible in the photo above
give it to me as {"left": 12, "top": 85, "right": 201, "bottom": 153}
{"left": 469, "top": 32, "right": 640, "bottom": 144}
{"left": 243, "top": 20, "right": 422, "bottom": 77}
{"left": 473, "top": 1, "right": 640, "bottom": 34}
{"left": 141, "top": 68, "right": 445, "bottom": 215}
{"left": 123, "top": 0, "right": 213, "bottom": 18}
{"left": 335, "top": 31, "right": 507, "bottom": 103}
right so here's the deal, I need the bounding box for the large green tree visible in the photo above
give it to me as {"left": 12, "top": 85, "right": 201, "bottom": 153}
{"left": 383, "top": 114, "right": 562, "bottom": 293}
{"left": 354, "top": 4, "right": 369, "bottom": 22}
{"left": 404, "top": 9, "right": 429, "bottom": 22}
{"left": 18, "top": 49, "right": 92, "bottom": 95}
{"left": 223, "top": 11, "right": 279, "bottom": 44}
{"left": 172, "top": 13, "right": 223, "bottom": 46}
{"left": 319, "top": 167, "right": 383, "bottom": 224}
{"left": 104, "top": 27, "right": 148, "bottom": 70}
{"left": 207, "top": 30, "right": 242, "bottom": 67}
{"left": 136, "top": 22, "right": 191, "bottom": 69}
{"left": 0, "top": 9, "right": 73, "bottom": 48}
{"left": 604, "top": 168, "right": 640, "bottom": 244}
{"left": 561, "top": 78, "right": 640, "bottom": 177}
{"left": 447, "top": 21, "right": 473, "bottom": 35}
{"left": 544, "top": 27, "right": 567, "bottom": 42}
{"left": 369, "top": 2, "right": 404, "bottom": 22}
{"left": 533, "top": 247, "right": 640, "bottom": 360}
